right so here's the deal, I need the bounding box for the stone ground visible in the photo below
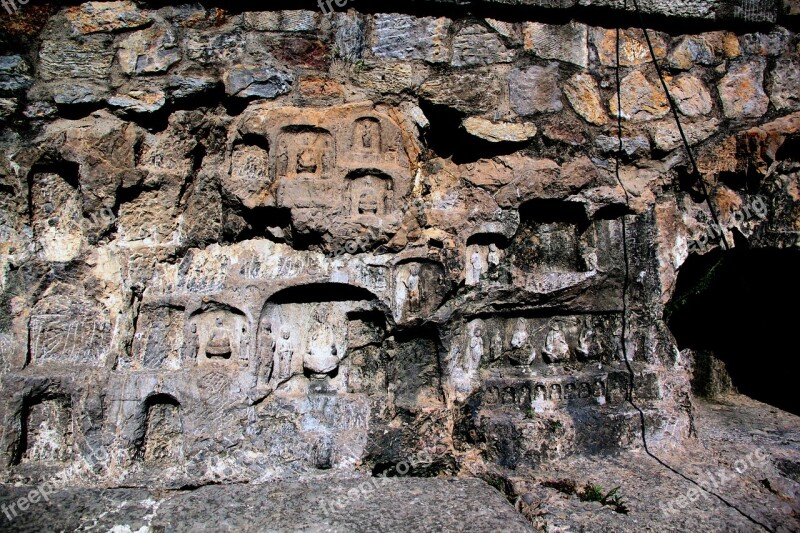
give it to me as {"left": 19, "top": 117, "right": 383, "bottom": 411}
{"left": 0, "top": 393, "right": 797, "bottom": 532}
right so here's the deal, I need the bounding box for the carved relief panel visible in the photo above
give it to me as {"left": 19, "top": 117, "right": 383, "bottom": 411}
{"left": 228, "top": 141, "right": 272, "bottom": 208}
{"left": 131, "top": 305, "right": 185, "bottom": 370}
{"left": 30, "top": 172, "right": 83, "bottom": 262}
{"left": 259, "top": 301, "right": 351, "bottom": 383}
{"left": 187, "top": 308, "right": 249, "bottom": 367}
{"left": 29, "top": 293, "right": 112, "bottom": 367}
{"left": 275, "top": 128, "right": 335, "bottom": 180}
{"left": 392, "top": 260, "right": 446, "bottom": 322}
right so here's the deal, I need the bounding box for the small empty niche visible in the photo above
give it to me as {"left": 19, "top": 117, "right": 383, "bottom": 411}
{"left": 15, "top": 396, "right": 74, "bottom": 466}
{"left": 135, "top": 394, "right": 183, "bottom": 466}
{"left": 509, "top": 199, "right": 588, "bottom": 272}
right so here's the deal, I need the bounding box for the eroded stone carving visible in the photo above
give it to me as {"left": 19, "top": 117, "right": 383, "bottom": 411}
{"left": 188, "top": 308, "right": 249, "bottom": 366}
{"left": 29, "top": 293, "right": 112, "bottom": 367}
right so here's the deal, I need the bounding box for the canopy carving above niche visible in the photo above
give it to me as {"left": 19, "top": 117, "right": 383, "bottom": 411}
{"left": 225, "top": 103, "right": 417, "bottom": 242}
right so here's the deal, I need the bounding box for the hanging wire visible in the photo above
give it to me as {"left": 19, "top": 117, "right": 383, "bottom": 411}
{"left": 615, "top": 3, "right": 773, "bottom": 529}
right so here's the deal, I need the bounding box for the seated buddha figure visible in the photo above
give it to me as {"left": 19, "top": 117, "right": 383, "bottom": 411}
{"left": 206, "top": 317, "right": 233, "bottom": 359}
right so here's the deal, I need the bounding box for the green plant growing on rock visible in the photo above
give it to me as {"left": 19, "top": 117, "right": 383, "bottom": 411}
{"left": 579, "top": 484, "right": 629, "bottom": 514}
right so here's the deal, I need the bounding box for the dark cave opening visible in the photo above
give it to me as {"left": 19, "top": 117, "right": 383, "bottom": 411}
{"left": 667, "top": 247, "right": 800, "bottom": 415}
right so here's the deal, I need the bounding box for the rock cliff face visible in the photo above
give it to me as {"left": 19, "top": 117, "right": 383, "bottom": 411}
{"left": 0, "top": 0, "right": 798, "bottom": 505}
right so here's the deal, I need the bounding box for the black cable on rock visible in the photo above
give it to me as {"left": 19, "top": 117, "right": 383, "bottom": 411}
{"left": 629, "top": 0, "right": 730, "bottom": 251}
{"left": 615, "top": 5, "right": 773, "bottom": 531}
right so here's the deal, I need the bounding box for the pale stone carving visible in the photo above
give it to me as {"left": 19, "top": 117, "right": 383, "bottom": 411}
{"left": 542, "top": 322, "right": 569, "bottom": 363}
{"left": 258, "top": 322, "right": 276, "bottom": 387}
{"left": 276, "top": 328, "right": 294, "bottom": 381}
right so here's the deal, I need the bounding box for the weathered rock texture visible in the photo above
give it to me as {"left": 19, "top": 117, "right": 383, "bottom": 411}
{"left": 0, "top": 0, "right": 799, "bottom": 530}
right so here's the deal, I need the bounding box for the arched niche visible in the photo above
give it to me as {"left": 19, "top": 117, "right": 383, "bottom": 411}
{"left": 14, "top": 394, "right": 74, "bottom": 466}
{"left": 392, "top": 258, "right": 446, "bottom": 322}
{"left": 275, "top": 125, "right": 335, "bottom": 180}
{"left": 465, "top": 233, "right": 508, "bottom": 286}
{"left": 133, "top": 393, "right": 183, "bottom": 466}
{"left": 352, "top": 117, "right": 382, "bottom": 155}
{"left": 186, "top": 304, "right": 250, "bottom": 367}
{"left": 257, "top": 283, "right": 381, "bottom": 383}
{"left": 344, "top": 169, "right": 394, "bottom": 219}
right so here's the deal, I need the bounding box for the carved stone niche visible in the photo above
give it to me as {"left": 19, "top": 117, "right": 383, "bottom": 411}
{"left": 275, "top": 126, "right": 335, "bottom": 180}
{"left": 16, "top": 396, "right": 74, "bottom": 466}
{"left": 346, "top": 171, "right": 393, "bottom": 218}
{"left": 392, "top": 259, "right": 446, "bottom": 323}
{"left": 28, "top": 292, "right": 112, "bottom": 367}
{"left": 228, "top": 134, "right": 272, "bottom": 208}
{"left": 258, "top": 283, "right": 379, "bottom": 387}
{"left": 30, "top": 170, "right": 83, "bottom": 262}
{"left": 509, "top": 199, "right": 589, "bottom": 273}
{"left": 130, "top": 305, "right": 185, "bottom": 370}
{"left": 480, "top": 315, "right": 615, "bottom": 369}
{"left": 132, "top": 394, "right": 183, "bottom": 467}
{"left": 275, "top": 127, "right": 336, "bottom": 210}
{"left": 444, "top": 319, "right": 488, "bottom": 402}
{"left": 186, "top": 306, "right": 250, "bottom": 367}
{"left": 346, "top": 115, "right": 404, "bottom": 169}
{"left": 465, "top": 233, "right": 507, "bottom": 286}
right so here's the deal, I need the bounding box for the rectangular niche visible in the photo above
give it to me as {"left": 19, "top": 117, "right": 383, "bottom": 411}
{"left": 131, "top": 305, "right": 185, "bottom": 370}
{"left": 18, "top": 397, "right": 74, "bottom": 465}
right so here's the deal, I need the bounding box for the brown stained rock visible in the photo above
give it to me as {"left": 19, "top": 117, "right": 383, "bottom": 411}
{"left": 269, "top": 36, "right": 331, "bottom": 70}
{"left": 117, "top": 24, "right": 182, "bottom": 75}
{"left": 564, "top": 73, "right": 608, "bottom": 126}
{"left": 541, "top": 114, "right": 588, "bottom": 146}
{"left": 737, "top": 111, "right": 800, "bottom": 169}
{"left": 494, "top": 156, "right": 563, "bottom": 206}
{"left": 421, "top": 66, "right": 508, "bottom": 113}
{"left": 649, "top": 117, "right": 720, "bottom": 152}
{"left": 65, "top": 1, "right": 151, "bottom": 34}
{"left": 669, "top": 74, "right": 713, "bottom": 117}
{"left": 769, "top": 57, "right": 800, "bottom": 111}
{"left": 297, "top": 76, "right": 345, "bottom": 104}
{"left": 592, "top": 28, "right": 667, "bottom": 67}
{"left": 718, "top": 59, "right": 770, "bottom": 119}
{"left": 609, "top": 70, "right": 669, "bottom": 122}
{"left": 38, "top": 111, "right": 144, "bottom": 217}
{"left": 523, "top": 21, "right": 589, "bottom": 68}
{"left": 510, "top": 63, "right": 563, "bottom": 116}
{"left": 461, "top": 159, "right": 515, "bottom": 190}
{"left": 462, "top": 117, "right": 537, "bottom": 143}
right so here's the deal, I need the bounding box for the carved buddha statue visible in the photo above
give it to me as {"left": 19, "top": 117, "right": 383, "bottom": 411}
{"left": 357, "top": 190, "right": 380, "bottom": 215}
{"left": 542, "top": 322, "right": 569, "bottom": 364}
{"left": 206, "top": 317, "right": 232, "bottom": 358}
{"left": 296, "top": 148, "right": 318, "bottom": 174}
